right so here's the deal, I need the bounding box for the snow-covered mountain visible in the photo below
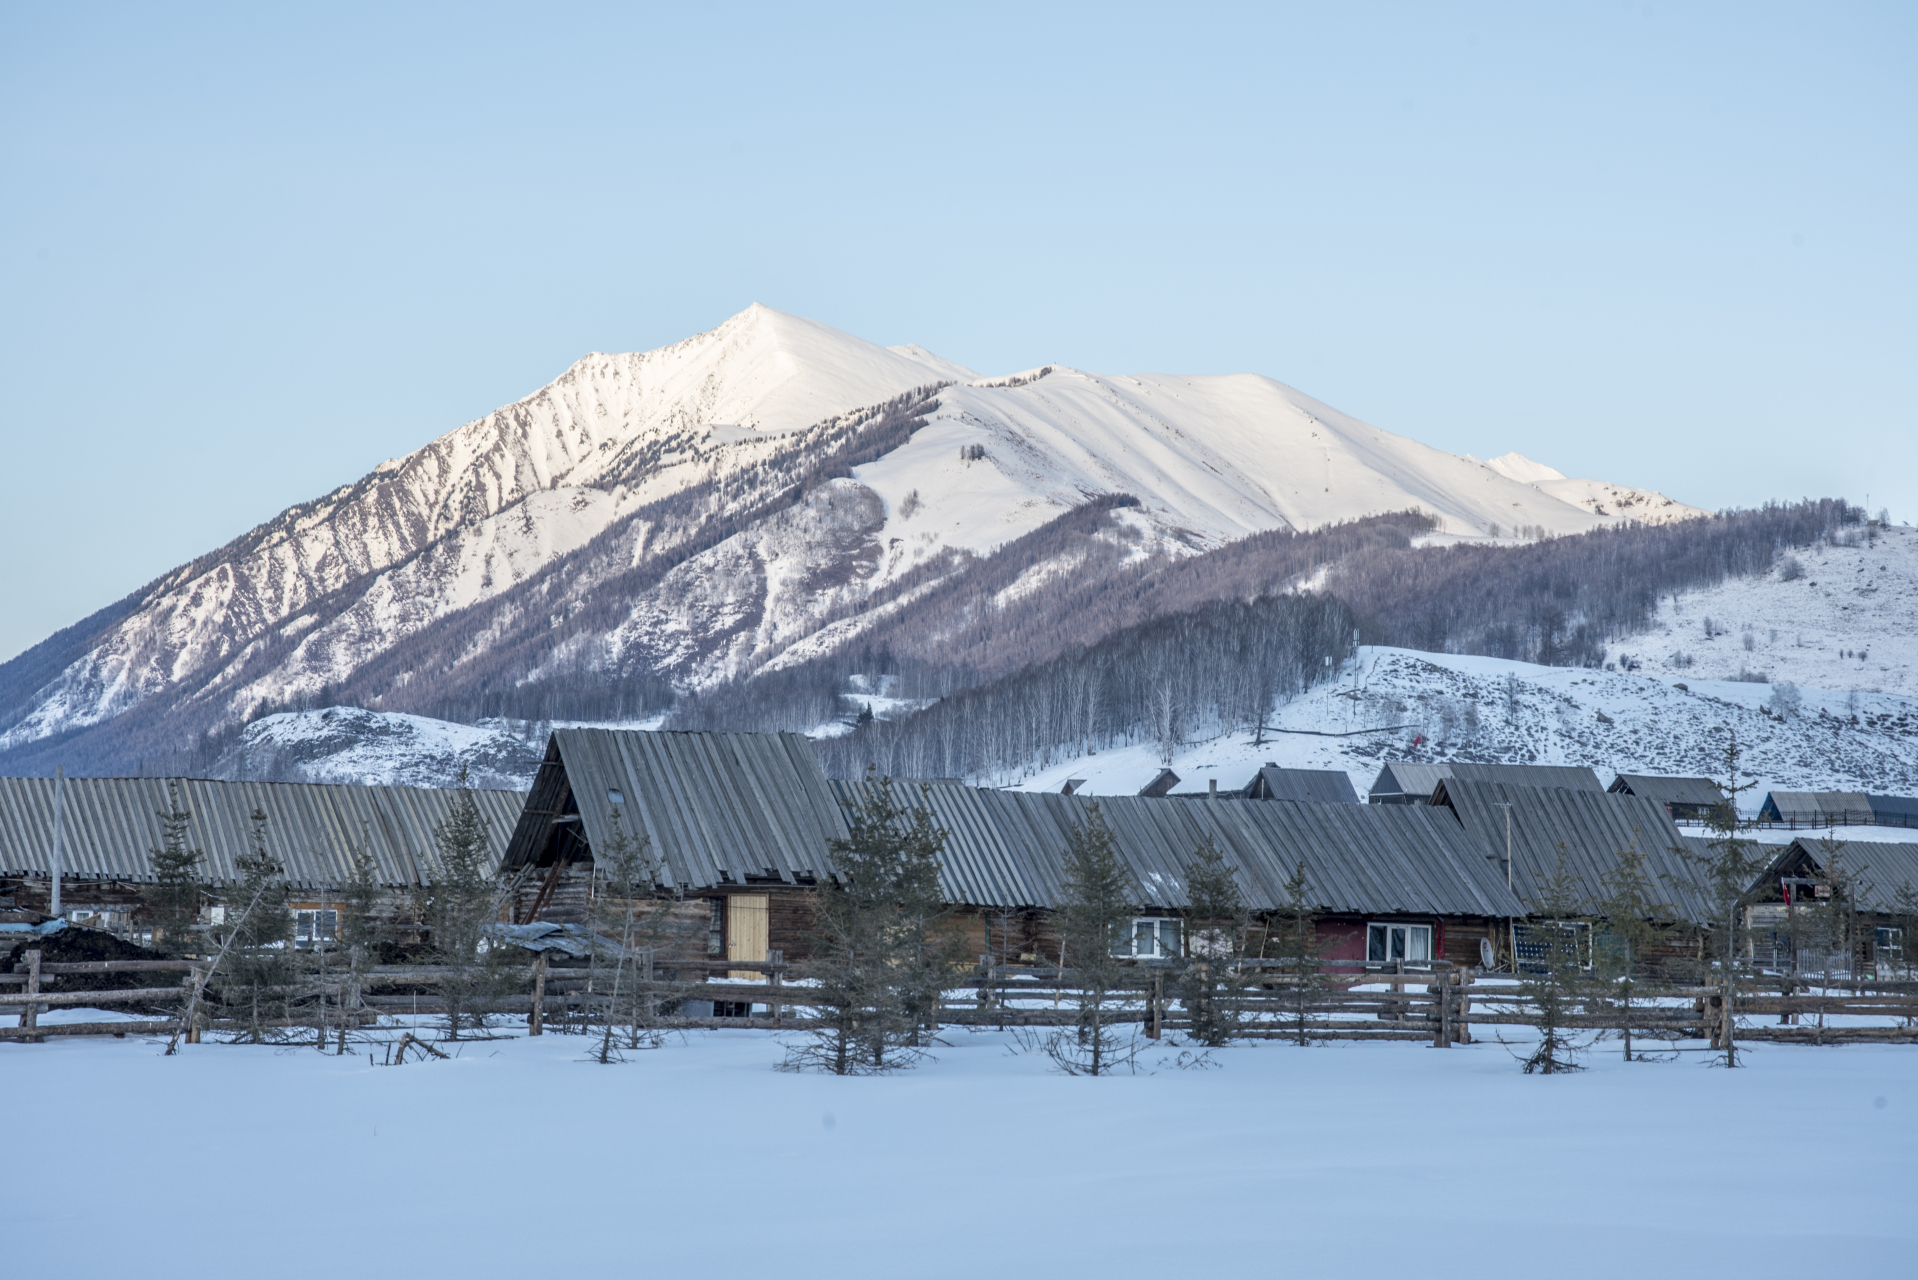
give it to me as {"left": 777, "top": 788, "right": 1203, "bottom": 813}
{"left": 0, "top": 305, "right": 1703, "bottom": 769}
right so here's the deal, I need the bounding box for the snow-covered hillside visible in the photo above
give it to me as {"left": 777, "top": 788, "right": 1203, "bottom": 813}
{"left": 206, "top": 642, "right": 1918, "bottom": 809}
{"left": 1, "top": 305, "right": 1700, "bottom": 767}
{"left": 209, "top": 708, "right": 544, "bottom": 789}
{"left": 1604, "top": 524, "right": 1918, "bottom": 696}
{"left": 1011, "top": 645, "right": 1918, "bottom": 808}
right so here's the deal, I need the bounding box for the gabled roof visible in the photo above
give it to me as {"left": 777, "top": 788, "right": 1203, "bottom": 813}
{"left": 1757, "top": 839, "right": 1918, "bottom": 914}
{"left": 1370, "top": 762, "right": 1604, "bottom": 801}
{"left": 830, "top": 780, "right": 1525, "bottom": 918}
{"left": 502, "top": 730, "right": 848, "bottom": 889}
{"left": 1760, "top": 791, "right": 1873, "bottom": 824}
{"left": 0, "top": 775, "right": 523, "bottom": 889}
{"left": 1247, "top": 766, "right": 1360, "bottom": 805}
{"left": 1431, "top": 779, "right": 1709, "bottom": 924}
{"left": 1608, "top": 774, "right": 1725, "bottom": 810}
{"left": 1867, "top": 795, "right": 1918, "bottom": 826}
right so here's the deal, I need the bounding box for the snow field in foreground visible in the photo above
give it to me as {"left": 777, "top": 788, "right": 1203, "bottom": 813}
{"left": 6, "top": 1027, "right": 1914, "bottom": 1277}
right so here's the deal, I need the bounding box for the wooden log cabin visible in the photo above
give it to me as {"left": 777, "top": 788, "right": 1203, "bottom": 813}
{"left": 1743, "top": 837, "right": 1918, "bottom": 973}
{"left": 0, "top": 774, "right": 524, "bottom": 943}
{"left": 1429, "top": 778, "right": 1713, "bottom": 971}
{"left": 501, "top": 729, "right": 1531, "bottom": 995}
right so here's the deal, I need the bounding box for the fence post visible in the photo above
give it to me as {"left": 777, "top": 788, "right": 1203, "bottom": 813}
{"left": 1435, "top": 970, "right": 1452, "bottom": 1048}
{"left": 20, "top": 949, "right": 41, "bottom": 1041}
{"left": 1148, "top": 972, "right": 1162, "bottom": 1040}
{"left": 1457, "top": 968, "right": 1473, "bottom": 1044}
{"left": 529, "top": 951, "right": 547, "bottom": 1037}
{"left": 769, "top": 949, "right": 784, "bottom": 1028}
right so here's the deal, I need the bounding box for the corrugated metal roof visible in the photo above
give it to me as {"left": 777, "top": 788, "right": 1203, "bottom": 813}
{"left": 0, "top": 776, "right": 523, "bottom": 889}
{"left": 1768, "top": 839, "right": 1918, "bottom": 913}
{"left": 1761, "top": 791, "right": 1874, "bottom": 825}
{"left": 831, "top": 780, "right": 1525, "bottom": 918}
{"left": 1609, "top": 774, "right": 1726, "bottom": 811}
{"left": 1251, "top": 767, "right": 1361, "bottom": 805}
{"left": 502, "top": 730, "right": 849, "bottom": 888}
{"left": 1370, "top": 762, "right": 1604, "bottom": 801}
{"left": 1433, "top": 779, "right": 1710, "bottom": 924}
{"left": 1868, "top": 795, "right": 1918, "bottom": 826}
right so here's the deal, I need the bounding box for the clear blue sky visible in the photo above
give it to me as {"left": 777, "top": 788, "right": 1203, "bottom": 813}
{"left": 2, "top": 2, "right": 1912, "bottom": 662}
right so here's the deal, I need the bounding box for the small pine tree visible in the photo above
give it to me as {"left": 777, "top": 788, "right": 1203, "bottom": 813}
{"left": 1178, "top": 834, "right": 1250, "bottom": 1047}
{"left": 1589, "top": 832, "right": 1672, "bottom": 1062}
{"left": 1266, "top": 858, "right": 1330, "bottom": 1048}
{"left": 795, "top": 775, "right": 953, "bottom": 1074}
{"left": 1888, "top": 881, "right": 1918, "bottom": 991}
{"left": 337, "top": 821, "right": 385, "bottom": 1035}
{"left": 417, "top": 768, "right": 505, "bottom": 1040}
{"left": 588, "top": 808, "right": 668, "bottom": 1063}
{"left": 1685, "top": 730, "right": 1767, "bottom": 1067}
{"left": 1051, "top": 802, "right": 1136, "bottom": 1075}
{"left": 888, "top": 785, "right": 961, "bottom": 1051}
{"left": 210, "top": 808, "right": 296, "bottom": 1043}
{"left": 145, "top": 781, "right": 204, "bottom": 951}
{"left": 1514, "top": 845, "right": 1593, "bottom": 1075}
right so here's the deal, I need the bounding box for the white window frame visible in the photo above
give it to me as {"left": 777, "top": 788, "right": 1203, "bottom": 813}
{"left": 1114, "top": 916, "right": 1183, "bottom": 960}
{"left": 1366, "top": 921, "right": 1433, "bottom": 966}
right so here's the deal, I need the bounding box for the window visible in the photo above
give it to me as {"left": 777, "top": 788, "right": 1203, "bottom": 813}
{"left": 707, "top": 899, "right": 725, "bottom": 955}
{"left": 295, "top": 909, "right": 338, "bottom": 949}
{"left": 1876, "top": 926, "right": 1904, "bottom": 959}
{"left": 1366, "top": 922, "right": 1433, "bottom": 965}
{"left": 1114, "top": 917, "right": 1182, "bottom": 960}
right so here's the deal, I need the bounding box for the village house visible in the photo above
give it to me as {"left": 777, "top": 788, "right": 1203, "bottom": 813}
{"left": 501, "top": 729, "right": 1528, "bottom": 996}
{"left": 1427, "top": 777, "right": 1711, "bottom": 970}
{"left": 1367, "top": 762, "right": 1603, "bottom": 805}
{"left": 0, "top": 775, "right": 523, "bottom": 941}
{"left": 1607, "top": 773, "right": 1726, "bottom": 822}
{"left": 1743, "top": 838, "right": 1918, "bottom": 973}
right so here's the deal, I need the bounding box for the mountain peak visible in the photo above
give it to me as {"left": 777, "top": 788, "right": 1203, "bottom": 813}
{"left": 1486, "top": 452, "right": 1569, "bottom": 484}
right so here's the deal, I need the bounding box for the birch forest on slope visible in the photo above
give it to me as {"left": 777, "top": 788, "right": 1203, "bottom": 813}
{"left": 674, "top": 499, "right": 1861, "bottom": 782}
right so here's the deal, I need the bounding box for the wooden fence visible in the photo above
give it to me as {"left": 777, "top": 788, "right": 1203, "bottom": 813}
{"left": 9, "top": 950, "right": 1918, "bottom": 1046}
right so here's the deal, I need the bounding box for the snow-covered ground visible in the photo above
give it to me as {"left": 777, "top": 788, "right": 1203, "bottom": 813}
{"left": 1606, "top": 524, "right": 1918, "bottom": 696}
{"left": 1013, "top": 645, "right": 1918, "bottom": 804}
{"left": 4, "top": 1026, "right": 1912, "bottom": 1276}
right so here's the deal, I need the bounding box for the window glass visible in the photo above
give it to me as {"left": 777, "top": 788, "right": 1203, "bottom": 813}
{"left": 1157, "top": 918, "right": 1182, "bottom": 957}
{"left": 1407, "top": 925, "right": 1432, "bottom": 961}
{"left": 1367, "top": 924, "right": 1388, "bottom": 962}
{"left": 294, "top": 909, "right": 338, "bottom": 948}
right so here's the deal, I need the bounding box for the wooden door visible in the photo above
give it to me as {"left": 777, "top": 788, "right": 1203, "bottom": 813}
{"left": 726, "top": 894, "right": 770, "bottom": 980}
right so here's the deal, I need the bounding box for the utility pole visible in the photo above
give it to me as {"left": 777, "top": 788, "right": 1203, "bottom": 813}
{"left": 1495, "top": 801, "right": 1514, "bottom": 892}
{"left": 50, "top": 766, "right": 65, "bottom": 918}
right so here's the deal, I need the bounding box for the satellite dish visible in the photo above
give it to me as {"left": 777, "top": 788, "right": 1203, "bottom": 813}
{"left": 1479, "top": 938, "right": 1497, "bottom": 970}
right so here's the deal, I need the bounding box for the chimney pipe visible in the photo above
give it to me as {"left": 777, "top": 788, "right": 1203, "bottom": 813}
{"left": 1208, "top": 779, "right": 1218, "bottom": 798}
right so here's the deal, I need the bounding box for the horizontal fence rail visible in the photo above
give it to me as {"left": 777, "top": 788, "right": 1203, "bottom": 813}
{"left": 10, "top": 948, "right": 1918, "bottom": 1047}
